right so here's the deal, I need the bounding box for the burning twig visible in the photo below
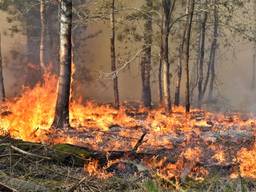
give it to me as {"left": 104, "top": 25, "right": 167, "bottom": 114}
{"left": 132, "top": 132, "right": 147, "bottom": 152}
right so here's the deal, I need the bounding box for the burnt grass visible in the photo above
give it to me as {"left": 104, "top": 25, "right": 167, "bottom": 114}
{"left": 1, "top": 106, "right": 256, "bottom": 191}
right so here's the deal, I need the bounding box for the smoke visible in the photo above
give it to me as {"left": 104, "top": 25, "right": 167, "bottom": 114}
{"left": 1, "top": 1, "right": 256, "bottom": 112}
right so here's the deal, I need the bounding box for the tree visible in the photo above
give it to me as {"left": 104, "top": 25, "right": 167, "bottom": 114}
{"left": 184, "top": 0, "right": 195, "bottom": 112}
{"left": 160, "top": 0, "right": 176, "bottom": 114}
{"left": 141, "top": 0, "right": 153, "bottom": 108}
{"left": 197, "top": 0, "right": 208, "bottom": 107}
{"left": 174, "top": 3, "right": 188, "bottom": 107}
{"left": 40, "top": 0, "right": 46, "bottom": 72}
{"left": 110, "top": 0, "right": 120, "bottom": 108}
{"left": 251, "top": 0, "right": 256, "bottom": 90}
{"left": 208, "top": 0, "right": 219, "bottom": 100}
{"left": 52, "top": 0, "right": 72, "bottom": 129}
{"left": 0, "top": 34, "right": 5, "bottom": 102}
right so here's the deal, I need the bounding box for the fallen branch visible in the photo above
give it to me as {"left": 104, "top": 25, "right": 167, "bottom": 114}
{"left": 0, "top": 182, "right": 17, "bottom": 192}
{"left": 10, "top": 145, "right": 51, "bottom": 160}
{"left": 132, "top": 132, "right": 147, "bottom": 152}
{"left": 67, "top": 176, "right": 87, "bottom": 192}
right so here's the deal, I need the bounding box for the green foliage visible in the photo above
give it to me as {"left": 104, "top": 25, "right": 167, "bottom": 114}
{"left": 143, "top": 180, "right": 161, "bottom": 192}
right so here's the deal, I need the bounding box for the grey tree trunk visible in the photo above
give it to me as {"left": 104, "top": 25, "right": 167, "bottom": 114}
{"left": 208, "top": 0, "right": 218, "bottom": 100}
{"left": 25, "top": 7, "right": 41, "bottom": 86}
{"left": 190, "top": 13, "right": 201, "bottom": 100}
{"left": 110, "top": 0, "right": 120, "bottom": 108}
{"left": 252, "top": 0, "right": 256, "bottom": 90}
{"left": 159, "top": 16, "right": 164, "bottom": 104}
{"left": 52, "top": 0, "right": 72, "bottom": 129}
{"left": 184, "top": 0, "right": 195, "bottom": 112}
{"left": 197, "top": 0, "right": 208, "bottom": 107}
{"left": 0, "top": 34, "right": 5, "bottom": 102}
{"left": 161, "top": 0, "right": 176, "bottom": 114}
{"left": 141, "top": 0, "right": 153, "bottom": 108}
{"left": 40, "top": 0, "right": 46, "bottom": 72}
{"left": 174, "top": 4, "right": 188, "bottom": 107}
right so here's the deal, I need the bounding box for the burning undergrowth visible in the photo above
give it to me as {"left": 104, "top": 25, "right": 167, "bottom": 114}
{"left": 1, "top": 73, "right": 256, "bottom": 191}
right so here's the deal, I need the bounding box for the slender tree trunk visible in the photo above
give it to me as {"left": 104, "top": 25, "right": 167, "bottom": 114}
{"left": 208, "top": 0, "right": 218, "bottom": 100}
{"left": 252, "top": 52, "right": 256, "bottom": 90}
{"left": 190, "top": 13, "right": 201, "bottom": 100}
{"left": 184, "top": 0, "right": 195, "bottom": 112}
{"left": 202, "top": 50, "right": 211, "bottom": 96}
{"left": 110, "top": 0, "right": 120, "bottom": 108}
{"left": 25, "top": 8, "right": 41, "bottom": 86}
{"left": 141, "top": 0, "right": 153, "bottom": 108}
{"left": 47, "top": 3, "right": 59, "bottom": 72}
{"left": 40, "top": 0, "right": 46, "bottom": 72}
{"left": 252, "top": 0, "right": 256, "bottom": 90}
{"left": 174, "top": 7, "right": 188, "bottom": 106}
{"left": 159, "top": 16, "right": 164, "bottom": 104}
{"left": 0, "top": 34, "right": 5, "bottom": 102}
{"left": 52, "top": 0, "right": 72, "bottom": 129}
{"left": 197, "top": 0, "right": 208, "bottom": 107}
{"left": 161, "top": 0, "right": 174, "bottom": 114}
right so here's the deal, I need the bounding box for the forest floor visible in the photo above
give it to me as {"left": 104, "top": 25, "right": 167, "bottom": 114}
{"left": 1, "top": 106, "right": 256, "bottom": 191}
{"left": 1, "top": 135, "right": 256, "bottom": 192}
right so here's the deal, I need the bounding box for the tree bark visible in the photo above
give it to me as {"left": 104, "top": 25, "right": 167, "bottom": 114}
{"left": 25, "top": 7, "right": 41, "bottom": 86}
{"left": 197, "top": 0, "right": 208, "bottom": 107}
{"left": 141, "top": 0, "right": 153, "bottom": 108}
{"left": 40, "top": 0, "right": 46, "bottom": 72}
{"left": 252, "top": 0, "right": 256, "bottom": 90}
{"left": 174, "top": 5, "right": 188, "bottom": 107}
{"left": 47, "top": 3, "right": 59, "bottom": 72}
{"left": 110, "top": 0, "right": 120, "bottom": 109}
{"left": 0, "top": 34, "right": 5, "bottom": 102}
{"left": 159, "top": 16, "right": 164, "bottom": 104}
{"left": 161, "top": 0, "right": 175, "bottom": 114}
{"left": 184, "top": 0, "right": 195, "bottom": 113}
{"left": 52, "top": 0, "right": 72, "bottom": 129}
{"left": 208, "top": 0, "right": 218, "bottom": 100}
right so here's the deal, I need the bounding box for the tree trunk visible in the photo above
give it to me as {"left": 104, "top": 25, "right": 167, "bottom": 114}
{"left": 159, "top": 16, "right": 164, "bottom": 104}
{"left": 184, "top": 0, "right": 195, "bottom": 113}
{"left": 252, "top": 52, "right": 256, "bottom": 90}
{"left": 0, "top": 34, "right": 5, "bottom": 102}
{"left": 189, "top": 13, "right": 201, "bottom": 101}
{"left": 47, "top": 3, "right": 59, "bottom": 72}
{"left": 52, "top": 0, "right": 72, "bottom": 129}
{"left": 252, "top": 0, "right": 256, "bottom": 90}
{"left": 141, "top": 0, "right": 153, "bottom": 108}
{"left": 40, "top": 0, "right": 46, "bottom": 72}
{"left": 174, "top": 6, "right": 188, "bottom": 107}
{"left": 25, "top": 7, "right": 41, "bottom": 86}
{"left": 110, "top": 0, "right": 120, "bottom": 109}
{"left": 208, "top": 0, "right": 218, "bottom": 100}
{"left": 197, "top": 0, "right": 208, "bottom": 107}
{"left": 161, "top": 0, "right": 175, "bottom": 114}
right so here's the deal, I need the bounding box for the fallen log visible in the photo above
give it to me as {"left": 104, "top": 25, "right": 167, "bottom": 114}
{"left": 0, "top": 136, "right": 179, "bottom": 168}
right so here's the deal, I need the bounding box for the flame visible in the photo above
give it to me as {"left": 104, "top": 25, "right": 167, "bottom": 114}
{"left": 1, "top": 72, "right": 256, "bottom": 180}
{"left": 237, "top": 143, "right": 256, "bottom": 179}
{"left": 213, "top": 150, "right": 226, "bottom": 164}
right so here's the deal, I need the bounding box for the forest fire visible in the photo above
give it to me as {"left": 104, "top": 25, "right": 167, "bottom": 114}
{"left": 1, "top": 72, "right": 256, "bottom": 182}
{"left": 2, "top": 0, "right": 256, "bottom": 190}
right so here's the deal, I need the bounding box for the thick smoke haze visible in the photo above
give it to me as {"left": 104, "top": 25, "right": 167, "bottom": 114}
{"left": 0, "top": 0, "right": 255, "bottom": 112}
